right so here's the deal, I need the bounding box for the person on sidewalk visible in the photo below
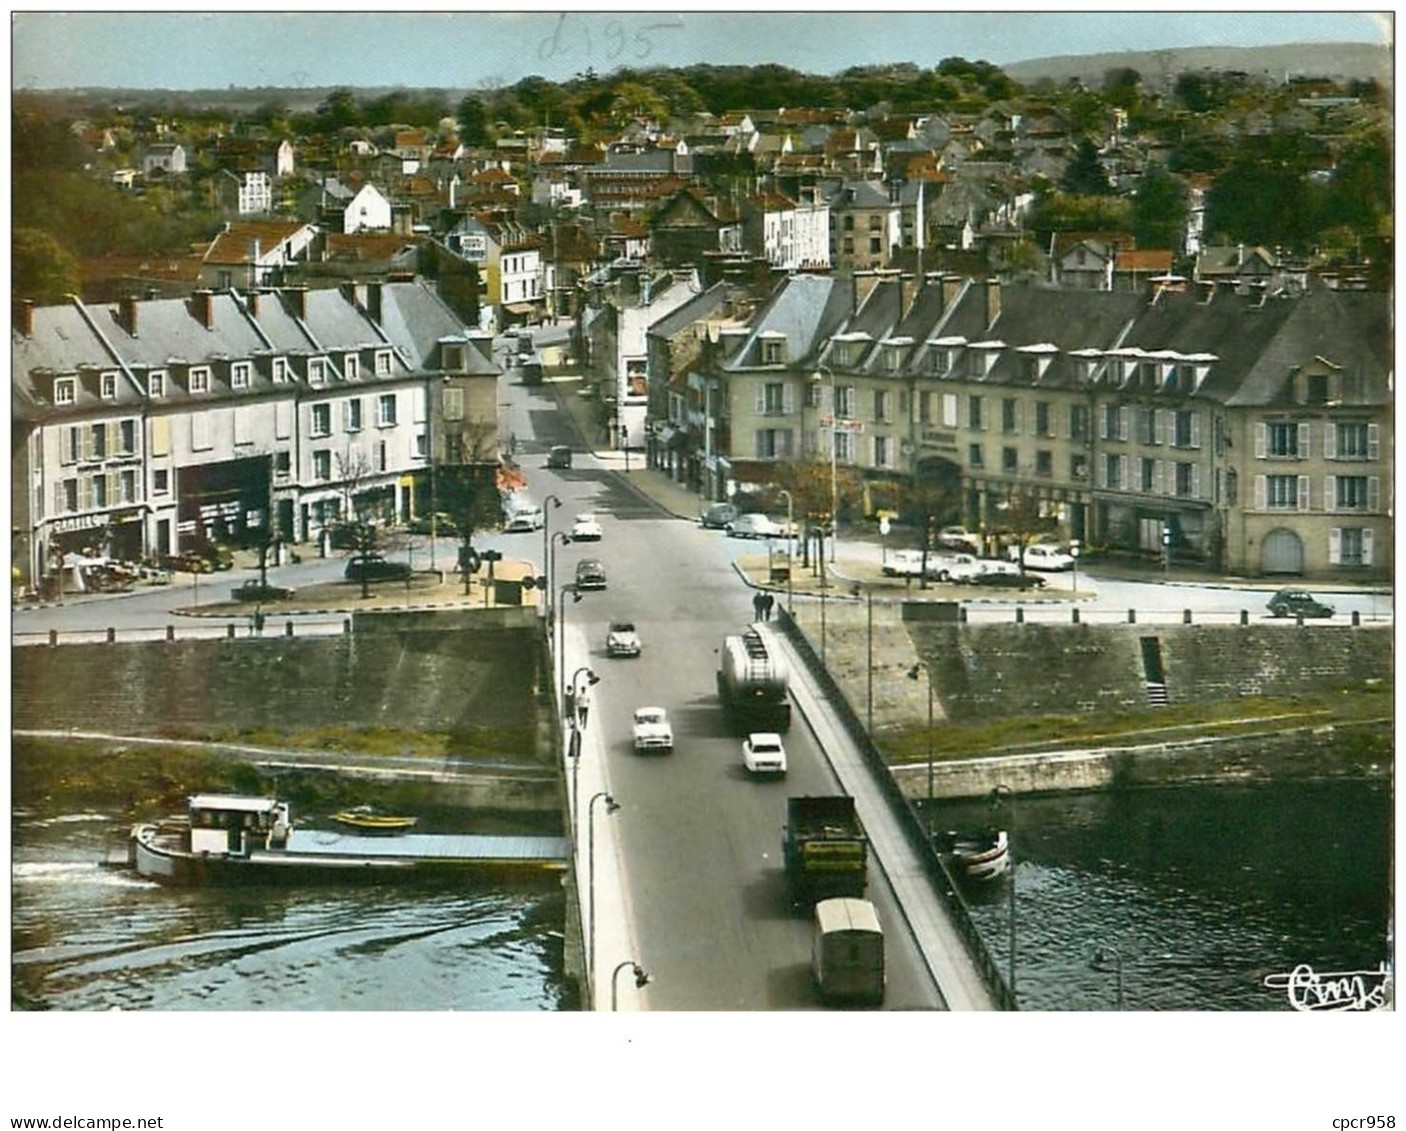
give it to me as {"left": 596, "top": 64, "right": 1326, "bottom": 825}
{"left": 753, "top": 591, "right": 766, "bottom": 621}
{"left": 761, "top": 592, "right": 775, "bottom": 621}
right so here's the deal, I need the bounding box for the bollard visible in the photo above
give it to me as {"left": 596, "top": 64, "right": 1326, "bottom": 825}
{"left": 49, "top": 628, "right": 57, "bottom": 646}
{"left": 166, "top": 624, "right": 175, "bottom": 641}
{"left": 285, "top": 619, "right": 294, "bottom": 636}
{"left": 344, "top": 618, "right": 352, "bottom": 634}
{"left": 959, "top": 605, "right": 968, "bottom": 623}
{"left": 1128, "top": 609, "right": 1137, "bottom": 624}
{"left": 1072, "top": 607, "right": 1080, "bottom": 624}
{"left": 1240, "top": 610, "right": 1249, "bottom": 626}
{"left": 1352, "top": 610, "right": 1360, "bottom": 626}
{"left": 106, "top": 626, "right": 116, "bottom": 643}
{"left": 1183, "top": 609, "right": 1192, "bottom": 624}
{"left": 1014, "top": 606, "right": 1024, "bottom": 624}
{"left": 227, "top": 623, "right": 236, "bottom": 639}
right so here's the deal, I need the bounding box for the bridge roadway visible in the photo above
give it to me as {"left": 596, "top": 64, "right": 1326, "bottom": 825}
{"left": 568, "top": 610, "right": 1000, "bottom": 1012}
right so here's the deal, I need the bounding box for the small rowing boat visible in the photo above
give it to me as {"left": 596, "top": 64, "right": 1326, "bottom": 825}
{"left": 331, "top": 805, "right": 419, "bottom": 833}
{"left": 936, "top": 829, "right": 1010, "bottom": 882}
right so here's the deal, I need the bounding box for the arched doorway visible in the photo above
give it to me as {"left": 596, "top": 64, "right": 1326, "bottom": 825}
{"left": 1261, "top": 528, "right": 1304, "bottom": 575}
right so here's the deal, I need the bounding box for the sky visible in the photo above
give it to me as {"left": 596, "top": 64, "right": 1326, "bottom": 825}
{"left": 9, "top": 9, "right": 1391, "bottom": 92}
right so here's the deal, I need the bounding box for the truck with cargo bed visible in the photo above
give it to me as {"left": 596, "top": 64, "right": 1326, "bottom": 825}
{"left": 812, "top": 897, "right": 885, "bottom": 1006}
{"left": 783, "top": 795, "right": 869, "bottom": 905}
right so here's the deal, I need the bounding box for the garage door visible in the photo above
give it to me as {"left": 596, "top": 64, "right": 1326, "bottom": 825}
{"left": 1262, "top": 528, "right": 1304, "bottom": 574}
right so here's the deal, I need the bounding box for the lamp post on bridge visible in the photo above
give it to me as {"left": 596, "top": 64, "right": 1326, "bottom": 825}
{"left": 547, "top": 530, "right": 571, "bottom": 634}
{"left": 611, "top": 960, "right": 650, "bottom": 1011}
{"left": 993, "top": 783, "right": 1017, "bottom": 1007}
{"left": 777, "top": 488, "right": 794, "bottom": 615}
{"left": 811, "top": 364, "right": 839, "bottom": 565}
{"left": 907, "top": 661, "right": 935, "bottom": 837}
{"left": 541, "top": 495, "right": 563, "bottom": 616}
{"left": 587, "top": 790, "right": 620, "bottom": 1007}
{"left": 556, "top": 582, "right": 583, "bottom": 726}
{"left": 567, "top": 666, "right": 599, "bottom": 827}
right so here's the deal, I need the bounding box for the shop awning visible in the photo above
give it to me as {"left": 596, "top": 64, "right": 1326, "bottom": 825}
{"left": 504, "top": 303, "right": 537, "bottom": 316}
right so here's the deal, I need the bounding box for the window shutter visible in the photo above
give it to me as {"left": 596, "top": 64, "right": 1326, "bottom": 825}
{"left": 754, "top": 432, "right": 765, "bottom": 459}
{"left": 1152, "top": 461, "right": 1164, "bottom": 495}
{"left": 1255, "top": 422, "right": 1267, "bottom": 458}
{"left": 1362, "top": 528, "right": 1375, "bottom": 565}
{"left": 1328, "top": 528, "right": 1341, "bottom": 564}
{"left": 755, "top": 385, "right": 765, "bottom": 414}
{"left": 107, "top": 472, "right": 118, "bottom": 504}
{"left": 151, "top": 417, "right": 169, "bottom": 456}
{"left": 1154, "top": 410, "right": 1167, "bottom": 446}
{"left": 1254, "top": 475, "right": 1267, "bottom": 509}
{"left": 1190, "top": 464, "right": 1201, "bottom": 499}
{"left": 82, "top": 428, "right": 95, "bottom": 461}
{"left": 1368, "top": 476, "right": 1380, "bottom": 512}
{"left": 1324, "top": 475, "right": 1337, "bottom": 511}
{"left": 79, "top": 477, "right": 92, "bottom": 510}
{"left": 783, "top": 383, "right": 795, "bottom": 415}
{"left": 1297, "top": 475, "right": 1310, "bottom": 511}
{"left": 1367, "top": 423, "right": 1380, "bottom": 459}
{"left": 1190, "top": 413, "right": 1201, "bottom": 448}
{"left": 1099, "top": 458, "right": 1109, "bottom": 488}
{"left": 1297, "top": 422, "right": 1311, "bottom": 459}
{"left": 1120, "top": 454, "right": 1129, "bottom": 488}
{"left": 1323, "top": 422, "right": 1336, "bottom": 459}
{"left": 54, "top": 482, "right": 65, "bottom": 514}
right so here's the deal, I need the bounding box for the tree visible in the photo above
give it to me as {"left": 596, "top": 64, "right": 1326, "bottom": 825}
{"left": 1102, "top": 67, "right": 1142, "bottom": 112}
{"left": 900, "top": 474, "right": 962, "bottom": 589}
{"left": 770, "top": 459, "right": 863, "bottom": 575}
{"left": 1130, "top": 165, "right": 1187, "bottom": 251}
{"left": 456, "top": 95, "right": 491, "bottom": 147}
{"left": 12, "top": 227, "right": 79, "bottom": 303}
{"left": 1061, "top": 138, "right": 1112, "bottom": 196}
{"left": 992, "top": 486, "right": 1057, "bottom": 576}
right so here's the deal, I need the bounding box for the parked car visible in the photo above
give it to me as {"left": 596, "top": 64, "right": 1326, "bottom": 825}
{"left": 929, "top": 553, "right": 987, "bottom": 583}
{"left": 699, "top": 503, "right": 740, "bottom": 529}
{"left": 232, "top": 579, "right": 294, "bottom": 602}
{"left": 407, "top": 512, "right": 457, "bottom": 536}
{"left": 163, "top": 544, "right": 234, "bottom": 573}
{"left": 971, "top": 569, "right": 1047, "bottom": 590}
{"left": 1012, "top": 543, "right": 1076, "bottom": 571}
{"left": 726, "top": 513, "right": 786, "bottom": 539}
{"left": 344, "top": 554, "right": 414, "bottom": 583}
{"left": 575, "top": 559, "right": 607, "bottom": 590}
{"left": 881, "top": 549, "right": 927, "bottom": 578}
{"left": 742, "top": 732, "right": 787, "bottom": 777}
{"left": 606, "top": 620, "right": 642, "bottom": 657}
{"left": 938, "top": 526, "right": 981, "bottom": 554}
{"left": 570, "top": 513, "right": 603, "bottom": 542}
{"left": 1267, "top": 589, "right": 1335, "bottom": 618}
{"left": 546, "top": 446, "right": 573, "bottom": 469}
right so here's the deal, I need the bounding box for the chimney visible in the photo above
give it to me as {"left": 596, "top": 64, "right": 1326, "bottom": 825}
{"left": 853, "top": 269, "right": 883, "bottom": 314}
{"left": 193, "top": 288, "right": 214, "bottom": 330}
{"left": 941, "top": 273, "right": 964, "bottom": 312}
{"left": 119, "top": 294, "right": 139, "bottom": 337}
{"left": 340, "top": 280, "right": 359, "bottom": 307}
{"left": 288, "top": 286, "right": 308, "bottom": 321}
{"left": 366, "top": 282, "right": 383, "bottom": 323}
{"left": 17, "top": 299, "right": 35, "bottom": 338}
{"left": 246, "top": 289, "right": 261, "bottom": 318}
{"left": 985, "top": 278, "right": 1001, "bottom": 328}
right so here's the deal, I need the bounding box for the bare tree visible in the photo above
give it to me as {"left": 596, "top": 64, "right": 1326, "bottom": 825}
{"left": 900, "top": 475, "right": 962, "bottom": 589}
{"left": 995, "top": 485, "right": 1057, "bottom": 576}
{"left": 770, "top": 459, "right": 863, "bottom": 575}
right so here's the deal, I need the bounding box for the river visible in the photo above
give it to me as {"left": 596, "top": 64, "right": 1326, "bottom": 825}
{"left": 925, "top": 777, "right": 1393, "bottom": 1010}
{"left": 12, "top": 779, "right": 1390, "bottom": 1013}
{"left": 11, "top": 807, "right": 573, "bottom": 1012}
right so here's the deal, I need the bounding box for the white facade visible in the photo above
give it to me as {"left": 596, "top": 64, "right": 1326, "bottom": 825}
{"left": 500, "top": 246, "right": 545, "bottom": 308}
{"left": 615, "top": 276, "right": 700, "bottom": 446}
{"left": 236, "top": 171, "right": 273, "bottom": 215}
{"left": 344, "top": 183, "right": 393, "bottom": 233}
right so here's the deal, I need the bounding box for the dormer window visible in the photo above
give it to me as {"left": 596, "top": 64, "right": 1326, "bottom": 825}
{"left": 308, "top": 358, "right": 327, "bottom": 386}
{"left": 148, "top": 371, "right": 166, "bottom": 398}
{"left": 189, "top": 366, "right": 211, "bottom": 394}
{"left": 344, "top": 354, "right": 360, "bottom": 382}
{"left": 884, "top": 346, "right": 903, "bottom": 372}
{"left": 760, "top": 335, "right": 787, "bottom": 366}
{"left": 100, "top": 372, "right": 118, "bottom": 400}
{"left": 1306, "top": 373, "right": 1331, "bottom": 406}
{"left": 374, "top": 350, "right": 392, "bottom": 376}
{"left": 55, "top": 378, "right": 76, "bottom": 406}
{"left": 231, "top": 362, "right": 251, "bottom": 390}
{"left": 442, "top": 344, "right": 465, "bottom": 371}
{"left": 272, "top": 357, "right": 290, "bottom": 383}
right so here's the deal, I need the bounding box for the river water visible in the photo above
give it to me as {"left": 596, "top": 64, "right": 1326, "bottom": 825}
{"left": 925, "top": 778, "right": 1393, "bottom": 1011}
{"left": 11, "top": 779, "right": 1391, "bottom": 1012}
{"left": 11, "top": 807, "right": 573, "bottom": 1011}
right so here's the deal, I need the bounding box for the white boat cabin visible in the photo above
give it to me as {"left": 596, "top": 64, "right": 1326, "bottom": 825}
{"left": 187, "top": 794, "right": 292, "bottom": 856}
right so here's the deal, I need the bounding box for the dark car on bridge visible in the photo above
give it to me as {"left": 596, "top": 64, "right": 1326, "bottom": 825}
{"left": 1267, "top": 588, "right": 1334, "bottom": 618}
{"left": 575, "top": 559, "right": 607, "bottom": 590}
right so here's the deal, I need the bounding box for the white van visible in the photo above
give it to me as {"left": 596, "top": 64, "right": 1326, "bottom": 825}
{"left": 502, "top": 496, "right": 544, "bottom": 533}
{"left": 812, "top": 897, "right": 885, "bottom": 1006}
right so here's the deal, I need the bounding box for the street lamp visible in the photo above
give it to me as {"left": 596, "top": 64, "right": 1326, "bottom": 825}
{"left": 611, "top": 960, "right": 650, "bottom": 1011}
{"left": 541, "top": 495, "right": 563, "bottom": 615}
{"left": 619, "top": 424, "right": 630, "bottom": 473}
{"left": 1069, "top": 538, "right": 1080, "bottom": 594}
{"left": 547, "top": 530, "right": 571, "bottom": 630}
{"left": 777, "top": 488, "right": 794, "bottom": 614}
{"left": 907, "top": 662, "right": 935, "bottom": 836}
{"left": 568, "top": 666, "right": 600, "bottom": 824}
{"left": 1092, "top": 945, "right": 1124, "bottom": 1010}
{"left": 587, "top": 790, "right": 620, "bottom": 1005}
{"left": 556, "top": 582, "right": 583, "bottom": 724}
{"left": 811, "top": 364, "right": 839, "bottom": 565}
{"left": 992, "top": 783, "right": 1017, "bottom": 1007}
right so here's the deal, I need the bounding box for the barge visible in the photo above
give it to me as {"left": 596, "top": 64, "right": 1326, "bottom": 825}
{"left": 118, "top": 794, "right": 569, "bottom": 885}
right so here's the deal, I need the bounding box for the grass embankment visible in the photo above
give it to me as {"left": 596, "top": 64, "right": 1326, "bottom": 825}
{"left": 881, "top": 684, "right": 1394, "bottom": 767}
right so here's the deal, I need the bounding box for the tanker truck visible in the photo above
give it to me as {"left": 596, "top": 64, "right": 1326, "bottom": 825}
{"left": 716, "top": 625, "right": 792, "bottom": 734}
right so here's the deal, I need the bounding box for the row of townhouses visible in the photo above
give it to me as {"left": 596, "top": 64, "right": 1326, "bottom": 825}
{"left": 641, "top": 271, "right": 1390, "bottom": 579}
{"left": 11, "top": 281, "right": 500, "bottom": 589}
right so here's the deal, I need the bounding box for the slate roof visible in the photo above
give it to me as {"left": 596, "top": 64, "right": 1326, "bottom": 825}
{"left": 720, "top": 274, "right": 853, "bottom": 371}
